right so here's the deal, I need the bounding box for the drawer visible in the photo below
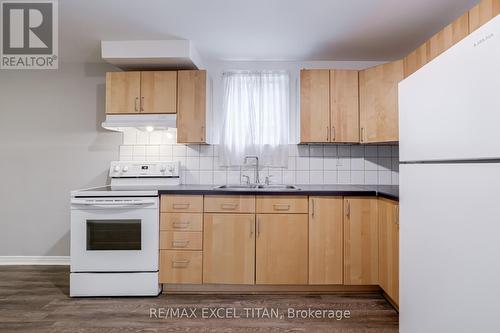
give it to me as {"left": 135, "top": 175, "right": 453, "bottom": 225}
{"left": 256, "top": 196, "right": 308, "bottom": 214}
{"left": 159, "top": 250, "right": 202, "bottom": 284}
{"left": 160, "top": 231, "right": 203, "bottom": 250}
{"left": 161, "top": 195, "right": 203, "bottom": 213}
{"left": 204, "top": 195, "right": 256, "bottom": 213}
{"left": 160, "top": 213, "right": 203, "bottom": 231}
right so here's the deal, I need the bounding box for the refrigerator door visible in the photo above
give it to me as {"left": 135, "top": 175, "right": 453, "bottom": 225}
{"left": 399, "top": 16, "right": 500, "bottom": 162}
{"left": 400, "top": 163, "right": 500, "bottom": 333}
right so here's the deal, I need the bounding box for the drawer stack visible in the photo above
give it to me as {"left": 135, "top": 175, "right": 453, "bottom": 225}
{"left": 159, "top": 195, "right": 203, "bottom": 284}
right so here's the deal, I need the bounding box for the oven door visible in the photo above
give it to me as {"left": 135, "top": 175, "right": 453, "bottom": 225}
{"left": 70, "top": 197, "right": 158, "bottom": 272}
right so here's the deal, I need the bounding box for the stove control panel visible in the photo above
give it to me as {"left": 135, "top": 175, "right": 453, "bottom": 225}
{"left": 109, "top": 161, "right": 180, "bottom": 178}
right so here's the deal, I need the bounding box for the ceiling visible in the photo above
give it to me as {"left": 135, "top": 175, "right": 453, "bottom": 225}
{"left": 60, "top": 0, "right": 480, "bottom": 63}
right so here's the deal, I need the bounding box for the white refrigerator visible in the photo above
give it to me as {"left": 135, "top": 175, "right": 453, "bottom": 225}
{"left": 399, "top": 15, "right": 500, "bottom": 333}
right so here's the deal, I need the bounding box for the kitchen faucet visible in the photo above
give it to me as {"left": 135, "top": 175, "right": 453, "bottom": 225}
{"left": 244, "top": 156, "right": 260, "bottom": 185}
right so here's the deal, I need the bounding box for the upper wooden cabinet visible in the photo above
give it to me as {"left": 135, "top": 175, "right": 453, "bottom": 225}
{"left": 105, "top": 72, "right": 141, "bottom": 114}
{"left": 359, "top": 60, "right": 403, "bottom": 143}
{"left": 330, "top": 70, "right": 360, "bottom": 143}
{"left": 177, "top": 70, "right": 206, "bottom": 143}
{"left": 378, "top": 198, "right": 399, "bottom": 306}
{"left": 427, "top": 13, "right": 469, "bottom": 61}
{"left": 140, "top": 71, "right": 177, "bottom": 114}
{"left": 203, "top": 213, "right": 255, "bottom": 284}
{"left": 343, "top": 197, "right": 378, "bottom": 285}
{"left": 106, "top": 71, "right": 177, "bottom": 114}
{"left": 300, "top": 70, "right": 330, "bottom": 142}
{"left": 255, "top": 213, "right": 308, "bottom": 284}
{"left": 308, "top": 197, "right": 343, "bottom": 285}
{"left": 404, "top": 13, "right": 469, "bottom": 78}
{"left": 300, "top": 69, "right": 359, "bottom": 143}
{"left": 469, "top": 0, "right": 500, "bottom": 32}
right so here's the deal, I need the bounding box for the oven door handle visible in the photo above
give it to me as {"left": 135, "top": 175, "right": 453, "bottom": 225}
{"left": 71, "top": 200, "right": 156, "bottom": 208}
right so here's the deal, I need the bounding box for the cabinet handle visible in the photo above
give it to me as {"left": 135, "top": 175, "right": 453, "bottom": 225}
{"left": 360, "top": 127, "right": 365, "bottom": 143}
{"left": 257, "top": 218, "right": 261, "bottom": 237}
{"left": 172, "top": 221, "right": 189, "bottom": 229}
{"left": 326, "top": 126, "right": 329, "bottom": 141}
{"left": 134, "top": 97, "right": 139, "bottom": 112}
{"left": 273, "top": 204, "right": 290, "bottom": 211}
{"left": 172, "top": 240, "right": 190, "bottom": 248}
{"left": 331, "top": 126, "right": 336, "bottom": 142}
{"left": 140, "top": 97, "right": 144, "bottom": 112}
{"left": 221, "top": 203, "right": 238, "bottom": 210}
{"left": 346, "top": 200, "right": 351, "bottom": 219}
{"left": 173, "top": 203, "right": 190, "bottom": 210}
{"left": 395, "top": 205, "right": 400, "bottom": 225}
{"left": 311, "top": 199, "right": 315, "bottom": 218}
{"left": 250, "top": 221, "right": 254, "bottom": 238}
{"left": 172, "top": 260, "right": 190, "bottom": 268}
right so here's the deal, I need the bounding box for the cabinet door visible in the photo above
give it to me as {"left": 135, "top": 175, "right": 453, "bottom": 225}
{"left": 105, "top": 72, "right": 141, "bottom": 114}
{"left": 309, "top": 197, "right": 343, "bottom": 285}
{"left": 469, "top": 0, "right": 500, "bottom": 32}
{"left": 404, "top": 42, "right": 429, "bottom": 78}
{"left": 140, "top": 71, "right": 177, "bottom": 114}
{"left": 427, "top": 13, "right": 469, "bottom": 61}
{"left": 300, "top": 69, "right": 330, "bottom": 143}
{"left": 256, "top": 214, "right": 308, "bottom": 284}
{"left": 344, "top": 197, "right": 378, "bottom": 285}
{"left": 378, "top": 199, "right": 399, "bottom": 305}
{"left": 177, "top": 70, "right": 206, "bottom": 143}
{"left": 359, "top": 60, "right": 403, "bottom": 143}
{"left": 203, "top": 214, "right": 255, "bottom": 284}
{"left": 330, "top": 70, "right": 359, "bottom": 143}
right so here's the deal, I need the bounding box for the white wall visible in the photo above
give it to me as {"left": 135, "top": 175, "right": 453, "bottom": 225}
{"left": 0, "top": 62, "right": 121, "bottom": 256}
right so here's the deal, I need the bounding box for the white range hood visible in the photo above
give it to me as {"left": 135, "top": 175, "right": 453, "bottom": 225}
{"left": 102, "top": 114, "right": 176, "bottom": 132}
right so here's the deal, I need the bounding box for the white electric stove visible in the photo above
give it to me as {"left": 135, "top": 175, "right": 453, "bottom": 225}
{"left": 70, "top": 161, "right": 180, "bottom": 297}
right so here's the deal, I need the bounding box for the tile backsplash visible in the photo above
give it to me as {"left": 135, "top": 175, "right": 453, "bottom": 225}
{"left": 119, "top": 130, "right": 399, "bottom": 185}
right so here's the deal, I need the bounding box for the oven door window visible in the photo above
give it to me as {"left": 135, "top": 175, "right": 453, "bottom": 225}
{"left": 86, "top": 220, "right": 141, "bottom": 251}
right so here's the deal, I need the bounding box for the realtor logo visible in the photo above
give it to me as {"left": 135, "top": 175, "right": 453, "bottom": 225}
{"left": 1, "top": 0, "right": 58, "bottom": 69}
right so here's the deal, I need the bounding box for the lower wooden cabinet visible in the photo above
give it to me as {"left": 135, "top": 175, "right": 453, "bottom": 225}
{"left": 159, "top": 250, "right": 202, "bottom": 284}
{"left": 378, "top": 198, "right": 399, "bottom": 305}
{"left": 256, "top": 214, "right": 308, "bottom": 284}
{"left": 343, "top": 197, "right": 379, "bottom": 285}
{"left": 308, "top": 197, "right": 343, "bottom": 285}
{"left": 203, "top": 214, "right": 255, "bottom": 284}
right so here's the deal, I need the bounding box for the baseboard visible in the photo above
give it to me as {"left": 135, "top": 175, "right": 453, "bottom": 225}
{"left": 0, "top": 256, "right": 70, "bottom": 265}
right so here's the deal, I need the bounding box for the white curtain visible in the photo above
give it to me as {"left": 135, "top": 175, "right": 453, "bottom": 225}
{"left": 219, "top": 71, "right": 290, "bottom": 167}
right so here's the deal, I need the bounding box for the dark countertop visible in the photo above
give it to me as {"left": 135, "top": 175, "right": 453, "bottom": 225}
{"left": 157, "top": 184, "right": 399, "bottom": 201}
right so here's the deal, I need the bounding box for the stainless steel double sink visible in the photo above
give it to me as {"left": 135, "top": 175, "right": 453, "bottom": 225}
{"left": 213, "top": 184, "right": 301, "bottom": 191}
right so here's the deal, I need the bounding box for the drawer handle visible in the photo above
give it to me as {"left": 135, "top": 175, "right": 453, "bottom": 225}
{"left": 172, "top": 221, "right": 190, "bottom": 229}
{"left": 172, "top": 260, "right": 190, "bottom": 268}
{"left": 273, "top": 204, "right": 290, "bottom": 211}
{"left": 173, "top": 203, "right": 190, "bottom": 209}
{"left": 172, "top": 240, "right": 190, "bottom": 248}
{"left": 221, "top": 203, "right": 238, "bottom": 210}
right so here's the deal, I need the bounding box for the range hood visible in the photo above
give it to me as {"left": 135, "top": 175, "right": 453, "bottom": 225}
{"left": 101, "top": 114, "right": 176, "bottom": 132}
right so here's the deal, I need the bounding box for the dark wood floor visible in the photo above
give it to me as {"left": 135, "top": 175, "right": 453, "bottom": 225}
{"left": 0, "top": 266, "right": 398, "bottom": 332}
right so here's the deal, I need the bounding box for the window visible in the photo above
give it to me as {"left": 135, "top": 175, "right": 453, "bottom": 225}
{"left": 219, "top": 71, "right": 290, "bottom": 167}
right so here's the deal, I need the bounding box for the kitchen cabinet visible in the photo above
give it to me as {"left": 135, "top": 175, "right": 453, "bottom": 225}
{"left": 330, "top": 70, "right": 360, "bottom": 143}
{"left": 256, "top": 196, "right": 308, "bottom": 214}
{"left": 105, "top": 71, "right": 177, "bottom": 114}
{"left": 204, "top": 195, "right": 255, "bottom": 213}
{"left": 300, "top": 69, "right": 359, "bottom": 143}
{"left": 427, "top": 13, "right": 469, "bottom": 61}
{"left": 177, "top": 70, "right": 206, "bottom": 143}
{"left": 203, "top": 214, "right": 255, "bottom": 284}
{"left": 105, "top": 72, "right": 141, "bottom": 114}
{"left": 308, "top": 197, "right": 343, "bottom": 285}
{"left": 300, "top": 70, "right": 330, "bottom": 142}
{"left": 343, "top": 197, "right": 378, "bottom": 285}
{"left": 469, "top": 0, "right": 500, "bottom": 32}
{"left": 140, "top": 71, "right": 177, "bottom": 114}
{"left": 378, "top": 198, "right": 399, "bottom": 305}
{"left": 159, "top": 250, "right": 202, "bottom": 284}
{"left": 404, "top": 13, "right": 469, "bottom": 78}
{"left": 256, "top": 214, "right": 308, "bottom": 284}
{"left": 359, "top": 60, "right": 403, "bottom": 143}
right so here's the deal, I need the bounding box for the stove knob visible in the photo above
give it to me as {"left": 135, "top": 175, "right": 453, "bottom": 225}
{"left": 160, "top": 165, "right": 167, "bottom": 172}
{"left": 113, "top": 165, "right": 121, "bottom": 172}
{"left": 122, "top": 166, "right": 129, "bottom": 172}
{"left": 168, "top": 165, "right": 175, "bottom": 173}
